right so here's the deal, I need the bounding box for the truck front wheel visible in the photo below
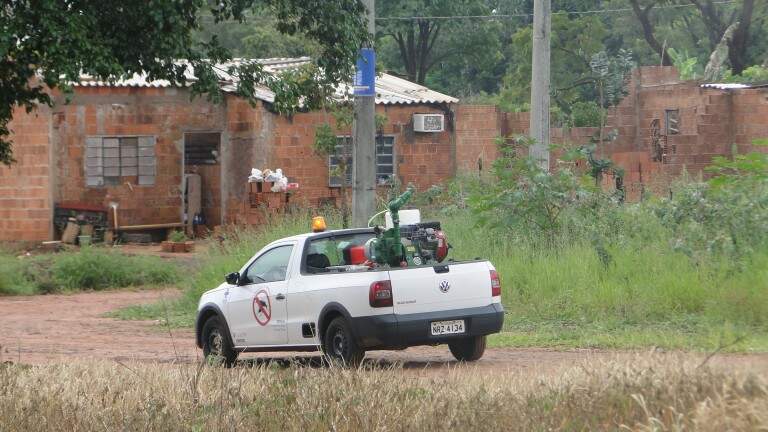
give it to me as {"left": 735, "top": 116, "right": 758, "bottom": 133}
{"left": 323, "top": 317, "right": 364, "bottom": 367}
{"left": 448, "top": 336, "right": 486, "bottom": 362}
{"left": 202, "top": 316, "right": 238, "bottom": 367}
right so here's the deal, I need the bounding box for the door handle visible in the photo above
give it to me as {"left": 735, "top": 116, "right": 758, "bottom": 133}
{"left": 275, "top": 293, "right": 286, "bottom": 300}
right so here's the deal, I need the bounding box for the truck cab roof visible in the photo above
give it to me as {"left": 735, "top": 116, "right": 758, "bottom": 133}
{"left": 268, "top": 227, "right": 376, "bottom": 246}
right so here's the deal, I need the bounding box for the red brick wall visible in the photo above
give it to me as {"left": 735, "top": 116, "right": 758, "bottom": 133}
{"left": 52, "top": 87, "right": 226, "bottom": 228}
{"left": 455, "top": 105, "right": 502, "bottom": 176}
{"left": 732, "top": 87, "right": 768, "bottom": 154}
{"left": 260, "top": 104, "right": 456, "bottom": 210}
{"left": 0, "top": 107, "right": 53, "bottom": 241}
{"left": 498, "top": 67, "right": 768, "bottom": 201}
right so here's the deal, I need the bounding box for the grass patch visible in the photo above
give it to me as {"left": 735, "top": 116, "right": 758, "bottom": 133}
{"left": 113, "top": 206, "right": 768, "bottom": 352}
{"left": 490, "top": 320, "right": 768, "bottom": 352}
{"left": 0, "top": 356, "right": 766, "bottom": 431}
{"left": 112, "top": 213, "right": 319, "bottom": 327}
{"left": 0, "top": 247, "right": 178, "bottom": 295}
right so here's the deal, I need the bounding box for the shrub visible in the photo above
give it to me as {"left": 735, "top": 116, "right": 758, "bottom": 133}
{"left": 570, "top": 101, "right": 603, "bottom": 127}
{"left": 51, "top": 247, "right": 177, "bottom": 290}
{"left": 1, "top": 248, "right": 178, "bottom": 295}
{"left": 0, "top": 254, "right": 37, "bottom": 296}
{"left": 168, "top": 230, "right": 188, "bottom": 243}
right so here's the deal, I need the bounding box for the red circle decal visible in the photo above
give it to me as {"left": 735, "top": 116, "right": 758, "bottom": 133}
{"left": 252, "top": 289, "right": 272, "bottom": 326}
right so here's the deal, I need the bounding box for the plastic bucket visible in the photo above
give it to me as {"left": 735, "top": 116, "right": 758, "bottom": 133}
{"left": 78, "top": 235, "right": 92, "bottom": 246}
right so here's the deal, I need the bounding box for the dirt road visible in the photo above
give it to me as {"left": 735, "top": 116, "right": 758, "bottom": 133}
{"left": 2, "top": 289, "right": 767, "bottom": 376}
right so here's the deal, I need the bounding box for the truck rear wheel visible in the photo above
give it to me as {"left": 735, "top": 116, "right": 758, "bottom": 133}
{"left": 448, "top": 336, "right": 486, "bottom": 362}
{"left": 202, "top": 316, "right": 238, "bottom": 367}
{"left": 323, "top": 317, "right": 364, "bottom": 367}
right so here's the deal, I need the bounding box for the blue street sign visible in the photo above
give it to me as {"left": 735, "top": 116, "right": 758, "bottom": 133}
{"left": 354, "top": 48, "right": 376, "bottom": 97}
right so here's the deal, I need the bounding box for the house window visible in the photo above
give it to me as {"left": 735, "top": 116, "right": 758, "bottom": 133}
{"left": 665, "top": 109, "right": 680, "bottom": 135}
{"left": 185, "top": 132, "right": 220, "bottom": 165}
{"left": 329, "top": 136, "right": 353, "bottom": 187}
{"left": 328, "top": 136, "right": 396, "bottom": 187}
{"left": 85, "top": 136, "right": 156, "bottom": 187}
{"left": 375, "top": 136, "right": 395, "bottom": 185}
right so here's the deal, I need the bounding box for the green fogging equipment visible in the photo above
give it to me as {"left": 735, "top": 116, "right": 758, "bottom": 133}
{"left": 364, "top": 185, "right": 450, "bottom": 268}
{"left": 365, "top": 185, "right": 415, "bottom": 267}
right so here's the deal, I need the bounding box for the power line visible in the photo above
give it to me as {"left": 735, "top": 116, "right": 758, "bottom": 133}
{"left": 374, "top": 0, "right": 737, "bottom": 21}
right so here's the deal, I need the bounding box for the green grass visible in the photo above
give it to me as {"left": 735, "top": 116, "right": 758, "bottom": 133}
{"left": 110, "top": 207, "right": 768, "bottom": 352}
{"left": 0, "top": 247, "right": 179, "bottom": 295}
{"left": 112, "top": 212, "right": 323, "bottom": 327}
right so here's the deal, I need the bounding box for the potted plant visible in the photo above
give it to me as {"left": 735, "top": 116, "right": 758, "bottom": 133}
{"left": 162, "top": 230, "right": 193, "bottom": 253}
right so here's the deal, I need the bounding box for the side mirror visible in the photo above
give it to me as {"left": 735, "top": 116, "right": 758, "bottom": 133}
{"left": 225, "top": 272, "right": 240, "bottom": 285}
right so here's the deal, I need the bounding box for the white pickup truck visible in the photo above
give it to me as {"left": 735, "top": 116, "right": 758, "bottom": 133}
{"left": 195, "top": 227, "right": 504, "bottom": 366}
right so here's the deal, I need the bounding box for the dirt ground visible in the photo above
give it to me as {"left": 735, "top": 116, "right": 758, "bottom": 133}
{"left": 1, "top": 289, "right": 767, "bottom": 377}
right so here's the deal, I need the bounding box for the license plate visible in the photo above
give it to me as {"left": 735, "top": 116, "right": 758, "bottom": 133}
{"left": 430, "top": 320, "right": 465, "bottom": 335}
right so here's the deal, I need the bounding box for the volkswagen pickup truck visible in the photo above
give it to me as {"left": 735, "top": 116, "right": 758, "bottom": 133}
{"left": 195, "top": 227, "right": 503, "bottom": 366}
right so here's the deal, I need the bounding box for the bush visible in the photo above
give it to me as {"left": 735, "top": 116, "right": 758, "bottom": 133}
{"left": 0, "top": 254, "right": 38, "bottom": 296}
{"left": 51, "top": 247, "right": 177, "bottom": 290}
{"left": 570, "top": 101, "right": 603, "bottom": 127}
{"left": 0, "top": 248, "right": 178, "bottom": 295}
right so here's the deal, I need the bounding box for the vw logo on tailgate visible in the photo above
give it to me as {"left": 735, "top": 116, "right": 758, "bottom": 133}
{"left": 439, "top": 280, "right": 450, "bottom": 293}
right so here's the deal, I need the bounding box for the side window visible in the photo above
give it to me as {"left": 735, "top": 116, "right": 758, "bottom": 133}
{"left": 243, "top": 245, "right": 293, "bottom": 284}
{"left": 305, "top": 233, "right": 375, "bottom": 273}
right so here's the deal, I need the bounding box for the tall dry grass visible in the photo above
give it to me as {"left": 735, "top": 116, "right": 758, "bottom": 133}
{"left": 0, "top": 355, "right": 765, "bottom": 431}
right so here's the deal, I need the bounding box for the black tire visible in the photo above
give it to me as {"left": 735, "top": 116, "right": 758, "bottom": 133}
{"left": 201, "top": 316, "right": 238, "bottom": 367}
{"left": 322, "top": 317, "right": 364, "bottom": 367}
{"left": 448, "top": 336, "right": 486, "bottom": 362}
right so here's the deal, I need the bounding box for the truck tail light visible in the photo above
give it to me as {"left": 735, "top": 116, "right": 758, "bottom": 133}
{"left": 490, "top": 270, "right": 501, "bottom": 297}
{"left": 369, "top": 280, "right": 393, "bottom": 308}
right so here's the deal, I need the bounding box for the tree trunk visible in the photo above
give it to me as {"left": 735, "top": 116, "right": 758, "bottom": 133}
{"left": 727, "top": 0, "right": 755, "bottom": 75}
{"left": 629, "top": 0, "right": 672, "bottom": 66}
{"left": 393, "top": 20, "right": 438, "bottom": 85}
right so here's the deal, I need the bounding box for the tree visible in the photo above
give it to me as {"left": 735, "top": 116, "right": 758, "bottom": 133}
{"left": 499, "top": 13, "right": 608, "bottom": 113}
{"left": 193, "top": 9, "right": 320, "bottom": 59}
{"left": 689, "top": 0, "right": 757, "bottom": 74}
{"left": 0, "top": 0, "right": 370, "bottom": 166}
{"left": 376, "top": 0, "right": 501, "bottom": 88}
{"left": 628, "top": 0, "right": 673, "bottom": 66}
{"left": 628, "top": 0, "right": 763, "bottom": 75}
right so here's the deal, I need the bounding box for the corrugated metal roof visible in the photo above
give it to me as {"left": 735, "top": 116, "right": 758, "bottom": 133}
{"left": 701, "top": 82, "right": 768, "bottom": 90}
{"left": 335, "top": 73, "right": 458, "bottom": 105}
{"left": 73, "top": 57, "right": 458, "bottom": 105}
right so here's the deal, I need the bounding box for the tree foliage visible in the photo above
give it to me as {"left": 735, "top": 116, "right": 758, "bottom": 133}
{"left": 376, "top": 0, "right": 503, "bottom": 97}
{"left": 0, "top": 0, "right": 370, "bottom": 165}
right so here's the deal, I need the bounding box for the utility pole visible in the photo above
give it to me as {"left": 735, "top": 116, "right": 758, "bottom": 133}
{"left": 529, "top": 0, "right": 551, "bottom": 171}
{"left": 351, "top": 0, "right": 376, "bottom": 227}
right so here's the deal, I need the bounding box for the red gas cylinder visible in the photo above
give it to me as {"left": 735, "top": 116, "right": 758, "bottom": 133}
{"left": 435, "top": 230, "right": 449, "bottom": 262}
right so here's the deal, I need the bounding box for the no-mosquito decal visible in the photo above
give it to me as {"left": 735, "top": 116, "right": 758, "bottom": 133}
{"left": 252, "top": 289, "right": 272, "bottom": 326}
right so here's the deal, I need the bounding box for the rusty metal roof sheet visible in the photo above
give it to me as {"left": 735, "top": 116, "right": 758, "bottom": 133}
{"left": 74, "top": 57, "right": 458, "bottom": 105}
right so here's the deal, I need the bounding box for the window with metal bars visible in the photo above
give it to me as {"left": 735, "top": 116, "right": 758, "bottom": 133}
{"left": 665, "top": 109, "right": 680, "bottom": 135}
{"left": 85, "top": 136, "right": 156, "bottom": 187}
{"left": 328, "top": 136, "right": 395, "bottom": 187}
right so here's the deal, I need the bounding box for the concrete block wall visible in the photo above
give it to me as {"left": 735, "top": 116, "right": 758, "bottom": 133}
{"left": 260, "top": 104, "right": 455, "bottom": 211}
{"left": 0, "top": 106, "right": 53, "bottom": 241}
{"left": 455, "top": 105, "right": 502, "bottom": 176}
{"left": 52, "top": 87, "right": 226, "bottom": 228}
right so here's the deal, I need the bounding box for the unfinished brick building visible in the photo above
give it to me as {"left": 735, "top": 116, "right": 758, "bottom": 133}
{"left": 459, "top": 66, "right": 768, "bottom": 201}
{"left": 2, "top": 64, "right": 766, "bottom": 242}
{"left": 0, "top": 58, "right": 500, "bottom": 242}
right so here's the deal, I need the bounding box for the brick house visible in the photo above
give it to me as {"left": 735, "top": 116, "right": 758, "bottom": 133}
{"left": 0, "top": 58, "right": 500, "bottom": 242}
{"left": 3, "top": 63, "right": 766, "bottom": 242}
